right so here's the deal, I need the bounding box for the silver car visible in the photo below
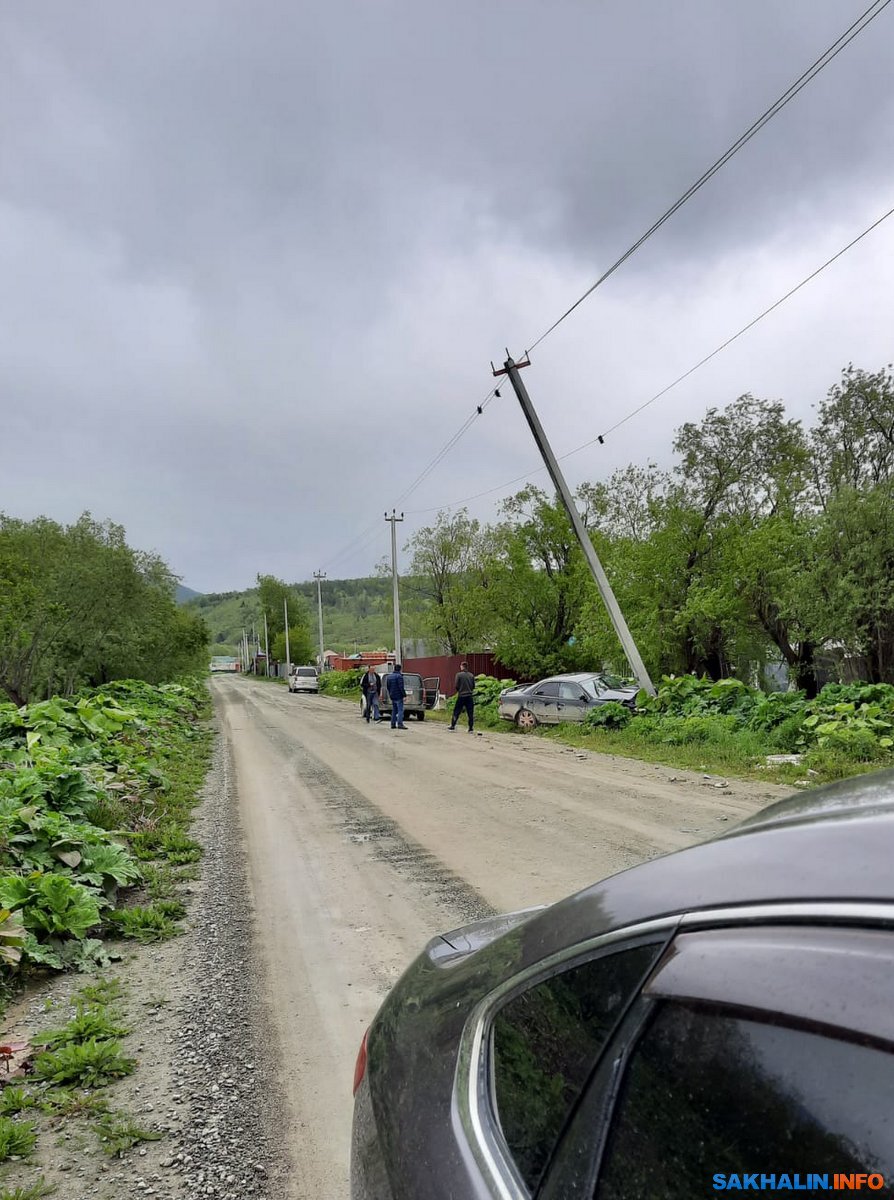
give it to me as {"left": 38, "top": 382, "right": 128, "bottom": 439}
{"left": 288, "top": 666, "right": 319, "bottom": 694}
{"left": 498, "top": 672, "right": 639, "bottom": 729}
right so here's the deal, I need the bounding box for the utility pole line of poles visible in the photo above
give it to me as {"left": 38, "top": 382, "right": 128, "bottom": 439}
{"left": 385, "top": 510, "right": 404, "bottom": 662}
{"left": 493, "top": 353, "right": 656, "bottom": 696}
{"left": 313, "top": 571, "right": 326, "bottom": 670}
{"left": 283, "top": 598, "right": 291, "bottom": 674}
{"left": 241, "top": 627, "right": 247, "bottom": 673}
{"left": 263, "top": 612, "right": 270, "bottom": 676}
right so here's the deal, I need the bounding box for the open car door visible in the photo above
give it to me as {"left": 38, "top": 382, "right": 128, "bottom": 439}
{"left": 423, "top": 677, "right": 440, "bottom": 710}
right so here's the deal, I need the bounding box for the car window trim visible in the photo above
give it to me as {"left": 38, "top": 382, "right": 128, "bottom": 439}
{"left": 538, "top": 995, "right": 655, "bottom": 1200}
{"left": 455, "top": 916, "right": 681, "bottom": 1200}
{"left": 455, "top": 900, "right": 894, "bottom": 1200}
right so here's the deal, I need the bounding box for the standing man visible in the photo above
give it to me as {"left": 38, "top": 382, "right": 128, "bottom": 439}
{"left": 449, "top": 662, "right": 476, "bottom": 733}
{"left": 360, "top": 664, "right": 382, "bottom": 722}
{"left": 386, "top": 664, "right": 408, "bottom": 730}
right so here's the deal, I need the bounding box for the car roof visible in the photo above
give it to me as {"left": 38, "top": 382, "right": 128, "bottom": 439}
{"left": 520, "top": 769, "right": 894, "bottom": 963}
{"left": 532, "top": 673, "right": 633, "bottom": 685}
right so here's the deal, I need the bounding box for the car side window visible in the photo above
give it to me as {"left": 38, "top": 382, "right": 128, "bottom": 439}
{"left": 490, "top": 944, "right": 661, "bottom": 1194}
{"left": 558, "top": 683, "right": 584, "bottom": 701}
{"left": 596, "top": 1002, "right": 894, "bottom": 1199}
{"left": 533, "top": 682, "right": 560, "bottom": 698}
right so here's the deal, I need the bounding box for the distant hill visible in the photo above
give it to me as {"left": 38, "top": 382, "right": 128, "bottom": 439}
{"left": 185, "top": 576, "right": 431, "bottom": 655}
{"left": 175, "top": 584, "right": 203, "bottom": 604}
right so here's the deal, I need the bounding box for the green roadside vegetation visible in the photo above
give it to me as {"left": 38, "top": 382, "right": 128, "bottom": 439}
{"left": 319, "top": 670, "right": 894, "bottom": 786}
{"left": 0, "top": 678, "right": 211, "bottom": 988}
{"left": 0, "top": 677, "right": 212, "bottom": 1179}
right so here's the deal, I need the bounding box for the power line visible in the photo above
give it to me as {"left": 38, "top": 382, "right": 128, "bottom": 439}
{"left": 324, "top": 380, "right": 502, "bottom": 572}
{"left": 408, "top": 200, "right": 894, "bottom": 516}
{"left": 324, "top": 2, "right": 891, "bottom": 567}
{"left": 526, "top": 0, "right": 892, "bottom": 354}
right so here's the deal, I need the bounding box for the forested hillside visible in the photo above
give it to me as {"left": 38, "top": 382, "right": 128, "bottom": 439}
{"left": 186, "top": 576, "right": 431, "bottom": 655}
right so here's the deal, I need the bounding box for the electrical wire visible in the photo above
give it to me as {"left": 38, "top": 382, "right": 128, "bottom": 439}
{"left": 407, "top": 200, "right": 894, "bottom": 516}
{"left": 323, "top": 1, "right": 891, "bottom": 566}
{"left": 526, "top": 0, "right": 892, "bottom": 355}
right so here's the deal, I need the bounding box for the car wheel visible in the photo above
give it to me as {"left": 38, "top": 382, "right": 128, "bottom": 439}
{"left": 416, "top": 711, "right": 425, "bottom": 721}
{"left": 515, "top": 708, "right": 538, "bottom": 730}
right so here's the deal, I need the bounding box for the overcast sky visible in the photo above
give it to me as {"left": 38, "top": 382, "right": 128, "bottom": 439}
{"left": 2, "top": 1, "right": 893, "bottom": 593}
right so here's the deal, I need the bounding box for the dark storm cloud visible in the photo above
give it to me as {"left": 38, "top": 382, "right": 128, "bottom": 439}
{"left": 1, "top": 1, "right": 892, "bottom": 590}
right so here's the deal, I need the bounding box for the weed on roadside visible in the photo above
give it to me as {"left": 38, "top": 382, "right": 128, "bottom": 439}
{"left": 38, "top": 1090, "right": 108, "bottom": 1119}
{"left": 0, "top": 1118, "right": 36, "bottom": 1162}
{"left": 94, "top": 1111, "right": 162, "bottom": 1158}
{"left": 108, "top": 901, "right": 184, "bottom": 943}
{"left": 140, "top": 864, "right": 178, "bottom": 900}
{"left": 0, "top": 1181, "right": 54, "bottom": 1200}
{"left": 33, "top": 1006, "right": 130, "bottom": 1050}
{"left": 33, "top": 1040, "right": 135, "bottom": 1088}
{"left": 0, "top": 1091, "right": 38, "bottom": 1118}
{"left": 75, "top": 978, "right": 125, "bottom": 1008}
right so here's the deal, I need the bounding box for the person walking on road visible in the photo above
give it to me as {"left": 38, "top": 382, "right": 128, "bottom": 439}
{"left": 360, "top": 665, "right": 382, "bottom": 723}
{"left": 449, "top": 662, "right": 476, "bottom": 733}
{"left": 386, "top": 664, "right": 408, "bottom": 729}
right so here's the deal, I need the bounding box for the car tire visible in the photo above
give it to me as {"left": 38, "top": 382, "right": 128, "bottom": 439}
{"left": 416, "top": 711, "right": 425, "bottom": 721}
{"left": 515, "top": 708, "right": 538, "bottom": 730}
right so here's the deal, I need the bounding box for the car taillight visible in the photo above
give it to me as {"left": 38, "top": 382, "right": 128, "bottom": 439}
{"left": 353, "top": 1027, "right": 369, "bottom": 1096}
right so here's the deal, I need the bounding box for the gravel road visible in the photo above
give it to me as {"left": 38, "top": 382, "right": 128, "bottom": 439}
{"left": 212, "top": 675, "right": 791, "bottom": 1200}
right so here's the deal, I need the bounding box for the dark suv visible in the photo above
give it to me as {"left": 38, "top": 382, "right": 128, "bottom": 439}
{"left": 352, "top": 770, "right": 894, "bottom": 1199}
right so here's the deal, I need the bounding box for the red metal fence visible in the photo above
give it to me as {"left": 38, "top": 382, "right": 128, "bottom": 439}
{"left": 401, "top": 652, "right": 519, "bottom": 696}
{"left": 327, "top": 651, "right": 521, "bottom": 695}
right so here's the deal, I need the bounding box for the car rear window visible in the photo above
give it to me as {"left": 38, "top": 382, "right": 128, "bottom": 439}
{"left": 297, "top": 668, "right": 317, "bottom": 677}
{"left": 491, "top": 943, "right": 661, "bottom": 1192}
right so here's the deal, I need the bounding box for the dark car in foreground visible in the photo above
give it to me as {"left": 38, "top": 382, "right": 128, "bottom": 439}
{"left": 351, "top": 771, "right": 894, "bottom": 1199}
{"left": 498, "top": 672, "right": 639, "bottom": 729}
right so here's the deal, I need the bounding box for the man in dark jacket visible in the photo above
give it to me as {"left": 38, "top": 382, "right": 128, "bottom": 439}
{"left": 385, "top": 664, "right": 408, "bottom": 730}
{"left": 360, "top": 665, "right": 382, "bottom": 722}
{"left": 449, "top": 662, "right": 476, "bottom": 732}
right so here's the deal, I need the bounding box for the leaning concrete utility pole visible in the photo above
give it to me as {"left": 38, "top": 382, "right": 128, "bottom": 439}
{"left": 263, "top": 612, "right": 270, "bottom": 676}
{"left": 384, "top": 510, "right": 404, "bottom": 661}
{"left": 283, "top": 597, "right": 291, "bottom": 673}
{"left": 313, "top": 571, "right": 326, "bottom": 669}
{"left": 494, "top": 353, "right": 656, "bottom": 695}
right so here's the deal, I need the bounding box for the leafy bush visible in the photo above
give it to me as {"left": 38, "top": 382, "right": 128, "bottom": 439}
{"left": 584, "top": 702, "right": 631, "bottom": 731}
{"left": 318, "top": 669, "right": 364, "bottom": 697}
{"left": 465, "top": 676, "right": 516, "bottom": 729}
{"left": 0, "top": 875, "right": 102, "bottom": 940}
{"left": 33, "top": 1038, "right": 135, "bottom": 1087}
{"left": 0, "top": 676, "right": 210, "bottom": 973}
{"left": 108, "top": 902, "right": 183, "bottom": 943}
{"left": 0, "top": 1116, "right": 37, "bottom": 1162}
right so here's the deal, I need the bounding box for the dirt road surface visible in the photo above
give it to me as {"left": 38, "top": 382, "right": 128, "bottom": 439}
{"left": 213, "top": 675, "right": 790, "bottom": 1199}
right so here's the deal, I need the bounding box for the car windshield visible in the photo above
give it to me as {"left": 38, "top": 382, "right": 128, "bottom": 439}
{"left": 580, "top": 676, "right": 624, "bottom": 698}
{"left": 598, "top": 673, "right": 630, "bottom": 689}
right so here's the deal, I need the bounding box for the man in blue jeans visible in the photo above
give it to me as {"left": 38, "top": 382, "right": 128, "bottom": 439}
{"left": 386, "top": 664, "right": 408, "bottom": 730}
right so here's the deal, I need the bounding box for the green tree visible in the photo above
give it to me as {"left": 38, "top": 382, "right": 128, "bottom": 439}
{"left": 0, "top": 512, "right": 208, "bottom": 703}
{"left": 405, "top": 509, "right": 494, "bottom": 653}
{"left": 256, "top": 574, "right": 313, "bottom": 660}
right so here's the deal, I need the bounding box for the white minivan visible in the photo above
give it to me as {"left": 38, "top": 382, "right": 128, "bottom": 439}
{"left": 288, "top": 666, "right": 319, "bottom": 694}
